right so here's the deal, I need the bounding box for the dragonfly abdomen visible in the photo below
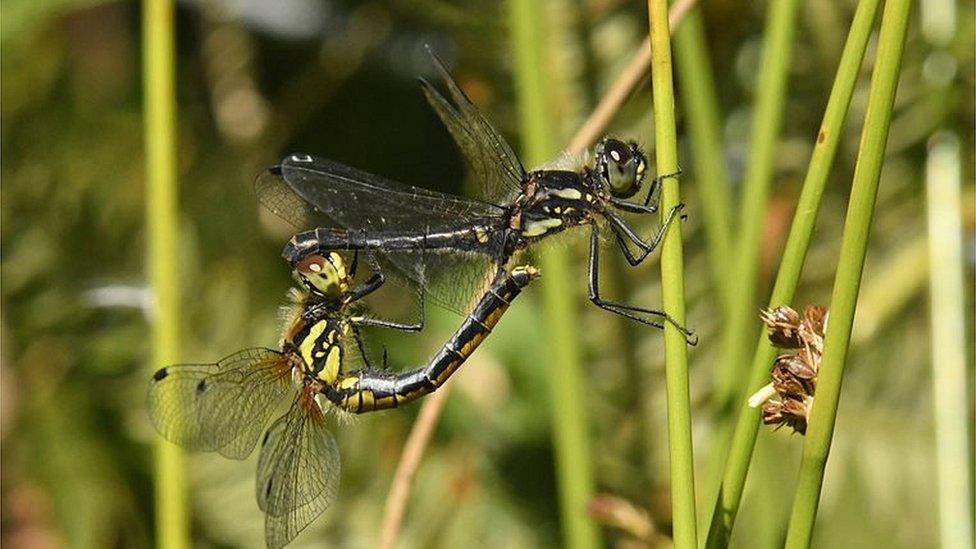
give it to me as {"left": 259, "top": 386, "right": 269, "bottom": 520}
{"left": 321, "top": 265, "right": 539, "bottom": 414}
{"left": 282, "top": 224, "right": 507, "bottom": 266}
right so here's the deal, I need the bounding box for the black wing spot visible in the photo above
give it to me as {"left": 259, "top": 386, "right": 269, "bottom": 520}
{"left": 152, "top": 368, "right": 169, "bottom": 381}
{"left": 196, "top": 379, "right": 209, "bottom": 394}
{"left": 262, "top": 430, "right": 272, "bottom": 447}
{"left": 264, "top": 479, "right": 274, "bottom": 499}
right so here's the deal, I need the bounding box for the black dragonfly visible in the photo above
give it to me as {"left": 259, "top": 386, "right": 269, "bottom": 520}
{"left": 256, "top": 47, "right": 695, "bottom": 342}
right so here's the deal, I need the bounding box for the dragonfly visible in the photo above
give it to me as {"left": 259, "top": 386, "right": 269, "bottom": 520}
{"left": 147, "top": 251, "right": 538, "bottom": 548}
{"left": 255, "top": 47, "right": 695, "bottom": 343}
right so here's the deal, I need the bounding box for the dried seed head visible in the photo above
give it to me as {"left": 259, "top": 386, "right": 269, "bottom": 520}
{"left": 777, "top": 353, "right": 817, "bottom": 380}
{"left": 772, "top": 363, "right": 810, "bottom": 397}
{"left": 761, "top": 397, "right": 809, "bottom": 434}
{"left": 803, "top": 305, "right": 827, "bottom": 334}
{"left": 761, "top": 306, "right": 803, "bottom": 348}
{"left": 798, "top": 305, "right": 828, "bottom": 355}
{"left": 762, "top": 400, "right": 785, "bottom": 424}
{"left": 758, "top": 304, "right": 827, "bottom": 435}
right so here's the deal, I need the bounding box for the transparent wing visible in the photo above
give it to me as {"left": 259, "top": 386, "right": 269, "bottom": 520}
{"left": 147, "top": 348, "right": 294, "bottom": 460}
{"left": 256, "top": 390, "right": 340, "bottom": 549}
{"left": 420, "top": 46, "right": 525, "bottom": 204}
{"left": 255, "top": 154, "right": 503, "bottom": 233}
{"left": 395, "top": 246, "right": 502, "bottom": 314}
{"left": 256, "top": 156, "right": 507, "bottom": 315}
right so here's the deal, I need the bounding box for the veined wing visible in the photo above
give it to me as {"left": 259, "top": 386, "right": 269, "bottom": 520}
{"left": 147, "top": 348, "right": 294, "bottom": 460}
{"left": 420, "top": 46, "right": 525, "bottom": 205}
{"left": 258, "top": 155, "right": 508, "bottom": 315}
{"left": 255, "top": 154, "right": 503, "bottom": 233}
{"left": 256, "top": 389, "right": 340, "bottom": 549}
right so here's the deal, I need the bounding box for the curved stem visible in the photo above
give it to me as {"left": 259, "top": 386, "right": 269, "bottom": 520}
{"left": 567, "top": 0, "right": 699, "bottom": 155}
{"left": 379, "top": 386, "right": 452, "bottom": 549}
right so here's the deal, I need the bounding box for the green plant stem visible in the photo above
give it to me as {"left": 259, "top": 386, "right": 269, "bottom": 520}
{"left": 784, "top": 0, "right": 913, "bottom": 545}
{"left": 713, "top": 0, "right": 799, "bottom": 432}
{"left": 925, "top": 131, "right": 974, "bottom": 549}
{"left": 143, "top": 0, "right": 187, "bottom": 547}
{"left": 703, "top": 0, "right": 882, "bottom": 545}
{"left": 509, "top": 2, "right": 599, "bottom": 548}
{"left": 646, "top": 1, "right": 697, "bottom": 547}
{"left": 673, "top": 8, "right": 734, "bottom": 314}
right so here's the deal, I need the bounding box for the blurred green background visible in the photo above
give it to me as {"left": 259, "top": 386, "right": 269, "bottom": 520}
{"left": 1, "top": 0, "right": 973, "bottom": 547}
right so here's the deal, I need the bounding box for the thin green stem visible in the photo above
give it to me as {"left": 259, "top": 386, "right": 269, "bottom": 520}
{"left": 143, "top": 0, "right": 187, "bottom": 547}
{"left": 713, "top": 0, "right": 799, "bottom": 429}
{"left": 509, "top": 2, "right": 599, "bottom": 548}
{"left": 784, "top": 0, "right": 913, "bottom": 544}
{"left": 703, "top": 0, "right": 882, "bottom": 545}
{"left": 672, "top": 8, "right": 734, "bottom": 314}
{"left": 646, "top": 1, "right": 697, "bottom": 547}
{"left": 925, "top": 131, "right": 974, "bottom": 549}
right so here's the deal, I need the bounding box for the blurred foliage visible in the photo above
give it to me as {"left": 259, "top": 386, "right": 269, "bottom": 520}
{"left": 1, "top": 0, "right": 973, "bottom": 548}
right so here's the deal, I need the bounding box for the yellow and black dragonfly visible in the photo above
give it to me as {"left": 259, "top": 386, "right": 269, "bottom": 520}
{"left": 148, "top": 252, "right": 538, "bottom": 548}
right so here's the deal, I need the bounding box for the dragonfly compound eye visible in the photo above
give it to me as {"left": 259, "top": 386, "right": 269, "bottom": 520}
{"left": 597, "top": 138, "right": 644, "bottom": 199}
{"left": 297, "top": 254, "right": 344, "bottom": 297}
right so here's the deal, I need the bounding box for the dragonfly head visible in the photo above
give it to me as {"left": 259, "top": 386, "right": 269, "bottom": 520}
{"left": 595, "top": 138, "right": 647, "bottom": 199}
{"left": 296, "top": 253, "right": 350, "bottom": 300}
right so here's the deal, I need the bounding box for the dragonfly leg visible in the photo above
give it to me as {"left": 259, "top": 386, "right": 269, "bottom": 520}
{"left": 353, "top": 306, "right": 424, "bottom": 332}
{"left": 348, "top": 250, "right": 360, "bottom": 277}
{"left": 643, "top": 167, "right": 681, "bottom": 207}
{"left": 610, "top": 196, "right": 658, "bottom": 214}
{"left": 587, "top": 220, "right": 697, "bottom": 345}
{"left": 606, "top": 203, "right": 684, "bottom": 266}
{"left": 347, "top": 253, "right": 426, "bottom": 331}
{"left": 351, "top": 323, "right": 388, "bottom": 372}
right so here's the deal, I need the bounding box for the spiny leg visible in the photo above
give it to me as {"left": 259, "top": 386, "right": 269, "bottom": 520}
{"left": 605, "top": 203, "right": 684, "bottom": 266}
{"left": 349, "top": 253, "right": 425, "bottom": 332}
{"left": 587, "top": 220, "right": 697, "bottom": 345}
{"left": 643, "top": 168, "right": 681, "bottom": 207}
{"left": 351, "top": 323, "right": 387, "bottom": 371}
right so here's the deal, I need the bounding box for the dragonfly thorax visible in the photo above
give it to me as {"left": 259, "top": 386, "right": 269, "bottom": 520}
{"left": 288, "top": 316, "right": 348, "bottom": 385}
{"left": 517, "top": 170, "right": 594, "bottom": 239}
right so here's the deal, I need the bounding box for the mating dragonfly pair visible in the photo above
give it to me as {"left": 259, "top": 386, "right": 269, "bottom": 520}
{"left": 148, "top": 48, "right": 693, "bottom": 548}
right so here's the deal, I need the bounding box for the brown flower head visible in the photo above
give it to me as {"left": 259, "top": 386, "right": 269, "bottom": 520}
{"left": 752, "top": 304, "right": 827, "bottom": 435}
{"left": 760, "top": 306, "right": 803, "bottom": 348}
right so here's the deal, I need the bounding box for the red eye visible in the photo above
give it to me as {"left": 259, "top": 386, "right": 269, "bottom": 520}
{"left": 297, "top": 254, "right": 326, "bottom": 275}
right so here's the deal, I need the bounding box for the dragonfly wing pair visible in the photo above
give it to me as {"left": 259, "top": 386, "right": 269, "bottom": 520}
{"left": 257, "top": 390, "right": 340, "bottom": 549}
{"left": 256, "top": 155, "right": 504, "bottom": 314}
{"left": 148, "top": 349, "right": 341, "bottom": 549}
{"left": 418, "top": 45, "right": 525, "bottom": 204}
{"left": 255, "top": 50, "right": 528, "bottom": 314}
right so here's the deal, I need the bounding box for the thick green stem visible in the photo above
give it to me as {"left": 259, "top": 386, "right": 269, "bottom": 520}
{"left": 647, "top": 1, "right": 697, "bottom": 547}
{"left": 509, "top": 2, "right": 599, "bottom": 548}
{"left": 713, "top": 0, "right": 799, "bottom": 428}
{"left": 673, "top": 8, "right": 734, "bottom": 314}
{"left": 703, "top": 0, "right": 882, "bottom": 545}
{"left": 784, "top": 0, "right": 912, "bottom": 545}
{"left": 143, "top": 0, "right": 187, "bottom": 547}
